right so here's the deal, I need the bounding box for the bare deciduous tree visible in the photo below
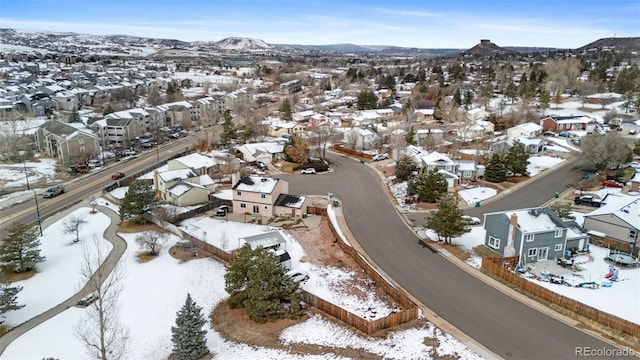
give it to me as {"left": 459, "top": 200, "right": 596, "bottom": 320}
{"left": 154, "top": 206, "right": 180, "bottom": 224}
{"left": 75, "top": 236, "right": 129, "bottom": 360}
{"left": 306, "top": 123, "right": 338, "bottom": 160}
{"left": 63, "top": 215, "right": 88, "bottom": 243}
{"left": 135, "top": 230, "right": 168, "bottom": 256}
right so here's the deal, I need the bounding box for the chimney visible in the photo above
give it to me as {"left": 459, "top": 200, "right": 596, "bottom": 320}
{"left": 504, "top": 213, "right": 517, "bottom": 257}
{"left": 480, "top": 39, "right": 490, "bottom": 45}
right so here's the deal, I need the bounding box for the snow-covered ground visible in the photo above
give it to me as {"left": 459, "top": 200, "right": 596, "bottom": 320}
{"left": 3, "top": 206, "right": 481, "bottom": 359}
{"left": 0, "top": 156, "right": 58, "bottom": 189}
{"left": 458, "top": 187, "right": 497, "bottom": 205}
{"left": 526, "top": 155, "right": 565, "bottom": 177}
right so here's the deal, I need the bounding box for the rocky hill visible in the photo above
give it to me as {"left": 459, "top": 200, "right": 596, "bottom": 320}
{"left": 216, "top": 37, "right": 272, "bottom": 50}
{"left": 462, "top": 39, "right": 514, "bottom": 56}
{"left": 576, "top": 37, "right": 640, "bottom": 53}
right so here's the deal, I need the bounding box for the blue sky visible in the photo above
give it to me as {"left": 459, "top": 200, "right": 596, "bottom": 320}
{"left": 0, "top": 0, "right": 638, "bottom": 48}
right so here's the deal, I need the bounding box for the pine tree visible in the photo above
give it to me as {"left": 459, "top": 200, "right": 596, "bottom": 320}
{"left": 485, "top": 154, "right": 507, "bottom": 183}
{"left": 224, "top": 245, "right": 302, "bottom": 323}
{"left": 0, "top": 222, "right": 45, "bottom": 273}
{"left": 220, "top": 110, "right": 236, "bottom": 146}
{"left": 404, "top": 126, "right": 416, "bottom": 145}
{"left": 394, "top": 155, "right": 417, "bottom": 181}
{"left": 119, "top": 181, "right": 157, "bottom": 224}
{"left": 414, "top": 169, "right": 448, "bottom": 203}
{"left": 0, "top": 276, "right": 24, "bottom": 322}
{"left": 280, "top": 98, "right": 292, "bottom": 121}
{"left": 356, "top": 90, "right": 378, "bottom": 110}
{"left": 426, "top": 194, "right": 469, "bottom": 244}
{"left": 171, "top": 294, "right": 208, "bottom": 360}
{"left": 504, "top": 142, "right": 529, "bottom": 176}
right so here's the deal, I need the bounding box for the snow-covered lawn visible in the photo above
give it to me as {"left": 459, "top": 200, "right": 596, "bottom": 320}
{"left": 0, "top": 157, "right": 58, "bottom": 189}
{"left": 458, "top": 187, "right": 497, "bottom": 205}
{"left": 526, "top": 155, "right": 565, "bottom": 177}
{"left": 4, "top": 206, "right": 482, "bottom": 359}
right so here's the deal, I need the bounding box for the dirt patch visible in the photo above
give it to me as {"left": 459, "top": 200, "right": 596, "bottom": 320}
{"left": 136, "top": 252, "right": 158, "bottom": 263}
{"left": 211, "top": 302, "right": 382, "bottom": 359}
{"left": 117, "top": 221, "right": 167, "bottom": 234}
{"left": 0, "top": 267, "right": 36, "bottom": 282}
{"left": 289, "top": 217, "right": 358, "bottom": 268}
{"left": 168, "top": 243, "right": 213, "bottom": 261}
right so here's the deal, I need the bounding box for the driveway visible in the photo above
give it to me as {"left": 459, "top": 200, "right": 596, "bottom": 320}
{"left": 278, "top": 153, "right": 616, "bottom": 359}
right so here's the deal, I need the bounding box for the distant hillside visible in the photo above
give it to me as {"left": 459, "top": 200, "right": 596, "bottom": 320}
{"left": 216, "top": 37, "right": 272, "bottom": 50}
{"left": 463, "top": 39, "right": 514, "bottom": 56}
{"left": 577, "top": 37, "right": 640, "bottom": 53}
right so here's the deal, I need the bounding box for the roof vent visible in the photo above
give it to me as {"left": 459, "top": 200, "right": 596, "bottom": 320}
{"left": 261, "top": 178, "right": 268, "bottom": 182}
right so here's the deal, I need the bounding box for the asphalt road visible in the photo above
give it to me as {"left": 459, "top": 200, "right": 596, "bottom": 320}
{"left": 278, "top": 153, "right": 617, "bottom": 360}
{"left": 0, "top": 136, "right": 193, "bottom": 239}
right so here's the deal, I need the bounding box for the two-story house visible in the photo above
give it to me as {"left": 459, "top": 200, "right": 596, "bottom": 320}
{"left": 236, "top": 141, "right": 286, "bottom": 164}
{"left": 267, "top": 121, "right": 305, "bottom": 139}
{"left": 35, "top": 120, "right": 100, "bottom": 164}
{"left": 583, "top": 194, "right": 640, "bottom": 251}
{"left": 232, "top": 175, "right": 309, "bottom": 218}
{"left": 484, "top": 207, "right": 589, "bottom": 264}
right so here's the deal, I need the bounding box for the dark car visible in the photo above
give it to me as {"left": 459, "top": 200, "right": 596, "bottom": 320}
{"left": 215, "top": 205, "right": 230, "bottom": 217}
{"left": 111, "top": 172, "right": 125, "bottom": 180}
{"left": 141, "top": 141, "right": 158, "bottom": 149}
{"left": 256, "top": 161, "right": 268, "bottom": 171}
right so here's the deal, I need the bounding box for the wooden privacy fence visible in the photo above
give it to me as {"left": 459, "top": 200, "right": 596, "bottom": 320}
{"left": 302, "top": 291, "right": 419, "bottom": 335}
{"left": 482, "top": 257, "right": 640, "bottom": 338}
{"left": 333, "top": 145, "right": 373, "bottom": 160}
{"left": 306, "top": 206, "right": 327, "bottom": 216}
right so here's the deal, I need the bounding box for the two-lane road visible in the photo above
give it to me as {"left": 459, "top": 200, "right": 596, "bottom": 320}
{"left": 279, "top": 153, "right": 617, "bottom": 359}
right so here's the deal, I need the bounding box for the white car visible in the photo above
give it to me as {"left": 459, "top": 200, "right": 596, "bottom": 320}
{"left": 372, "top": 153, "right": 389, "bottom": 161}
{"left": 301, "top": 168, "right": 316, "bottom": 174}
{"left": 286, "top": 270, "right": 310, "bottom": 283}
{"left": 629, "top": 161, "right": 640, "bottom": 169}
{"left": 461, "top": 215, "right": 481, "bottom": 225}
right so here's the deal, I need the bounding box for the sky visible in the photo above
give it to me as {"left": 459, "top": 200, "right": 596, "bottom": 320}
{"left": 0, "top": 0, "right": 638, "bottom": 49}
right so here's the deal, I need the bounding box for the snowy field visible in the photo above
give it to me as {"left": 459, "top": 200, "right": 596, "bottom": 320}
{"left": 3, "top": 205, "right": 481, "bottom": 359}
{"left": 0, "top": 157, "right": 58, "bottom": 190}
{"left": 526, "top": 155, "right": 565, "bottom": 177}
{"left": 458, "top": 187, "right": 497, "bottom": 205}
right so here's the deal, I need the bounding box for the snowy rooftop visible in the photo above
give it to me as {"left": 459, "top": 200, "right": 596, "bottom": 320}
{"left": 504, "top": 208, "right": 561, "bottom": 233}
{"left": 168, "top": 183, "right": 191, "bottom": 197}
{"left": 239, "top": 142, "right": 285, "bottom": 155}
{"left": 421, "top": 151, "right": 454, "bottom": 165}
{"left": 158, "top": 168, "right": 196, "bottom": 182}
{"left": 585, "top": 194, "right": 640, "bottom": 228}
{"left": 173, "top": 153, "right": 217, "bottom": 170}
{"left": 510, "top": 122, "right": 542, "bottom": 132}
{"left": 233, "top": 176, "right": 279, "bottom": 193}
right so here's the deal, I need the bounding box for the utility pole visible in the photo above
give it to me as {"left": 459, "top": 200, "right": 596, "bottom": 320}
{"left": 33, "top": 190, "right": 43, "bottom": 236}
{"left": 23, "top": 153, "right": 30, "bottom": 190}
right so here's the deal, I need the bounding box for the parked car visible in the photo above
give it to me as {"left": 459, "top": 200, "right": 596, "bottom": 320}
{"left": 141, "top": 141, "right": 158, "bottom": 149}
{"left": 87, "top": 159, "right": 103, "bottom": 168}
{"left": 286, "top": 270, "right": 310, "bottom": 283}
{"left": 542, "top": 131, "right": 556, "bottom": 137}
{"left": 461, "top": 215, "right": 481, "bottom": 225}
{"left": 603, "top": 179, "right": 624, "bottom": 188}
{"left": 111, "top": 172, "right": 125, "bottom": 180}
{"left": 629, "top": 129, "right": 637, "bottom": 135}
{"left": 256, "top": 161, "right": 268, "bottom": 171}
{"left": 43, "top": 184, "right": 65, "bottom": 198}
{"left": 558, "top": 132, "right": 570, "bottom": 137}
{"left": 629, "top": 161, "right": 640, "bottom": 169}
{"left": 572, "top": 139, "right": 581, "bottom": 146}
{"left": 573, "top": 196, "right": 602, "bottom": 207}
{"left": 372, "top": 153, "right": 389, "bottom": 161}
{"left": 301, "top": 168, "right": 316, "bottom": 174}
{"left": 120, "top": 149, "right": 137, "bottom": 157}
{"left": 215, "top": 205, "right": 230, "bottom": 217}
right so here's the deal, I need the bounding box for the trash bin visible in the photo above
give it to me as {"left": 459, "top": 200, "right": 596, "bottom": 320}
{"left": 360, "top": 159, "right": 365, "bottom": 164}
{"left": 333, "top": 200, "right": 339, "bottom": 207}
{"left": 475, "top": 201, "right": 480, "bottom": 207}
{"left": 554, "top": 192, "right": 560, "bottom": 198}
{"left": 302, "top": 213, "right": 307, "bottom": 218}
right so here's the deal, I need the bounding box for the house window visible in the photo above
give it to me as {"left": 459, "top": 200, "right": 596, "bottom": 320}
{"left": 79, "top": 146, "right": 85, "bottom": 153}
{"left": 528, "top": 248, "right": 538, "bottom": 257}
{"left": 555, "top": 244, "right": 563, "bottom": 251}
{"left": 524, "top": 233, "right": 534, "bottom": 242}
{"left": 264, "top": 206, "right": 268, "bottom": 209}
{"left": 261, "top": 193, "right": 266, "bottom": 199}
{"left": 79, "top": 138, "right": 84, "bottom": 145}
{"left": 236, "top": 191, "right": 242, "bottom": 196}
{"left": 240, "top": 203, "right": 246, "bottom": 209}
{"left": 630, "top": 230, "right": 637, "bottom": 240}
{"left": 488, "top": 235, "right": 500, "bottom": 250}
{"left": 555, "top": 229, "right": 563, "bottom": 238}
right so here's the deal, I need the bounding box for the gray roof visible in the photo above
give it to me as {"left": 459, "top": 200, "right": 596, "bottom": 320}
{"left": 40, "top": 120, "right": 80, "bottom": 137}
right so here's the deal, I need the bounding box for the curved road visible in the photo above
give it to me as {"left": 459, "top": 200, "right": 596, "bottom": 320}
{"left": 279, "top": 153, "right": 616, "bottom": 359}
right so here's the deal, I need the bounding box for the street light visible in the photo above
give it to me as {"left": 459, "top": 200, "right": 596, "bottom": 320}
{"left": 33, "top": 190, "right": 43, "bottom": 236}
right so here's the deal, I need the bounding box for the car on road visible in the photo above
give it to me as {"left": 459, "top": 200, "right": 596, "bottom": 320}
{"left": 372, "top": 153, "right": 389, "bottom": 161}
{"left": 461, "top": 215, "right": 481, "bottom": 225}
{"left": 141, "top": 141, "right": 158, "bottom": 149}
{"left": 43, "top": 184, "right": 65, "bottom": 198}
{"left": 120, "top": 149, "right": 137, "bottom": 157}
{"left": 286, "top": 270, "right": 309, "bottom": 283}
{"left": 602, "top": 179, "right": 624, "bottom": 188}
{"left": 301, "top": 168, "right": 316, "bottom": 174}
{"left": 111, "top": 172, "right": 125, "bottom": 180}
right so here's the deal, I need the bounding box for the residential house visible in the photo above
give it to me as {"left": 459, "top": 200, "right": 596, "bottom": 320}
{"left": 52, "top": 91, "right": 78, "bottom": 111}
{"left": 506, "top": 122, "right": 543, "bottom": 139}
{"left": 239, "top": 230, "right": 292, "bottom": 270}
{"left": 236, "top": 141, "right": 286, "bottom": 164}
{"left": 582, "top": 194, "right": 640, "bottom": 250}
{"left": 92, "top": 117, "right": 143, "bottom": 148}
{"left": 280, "top": 79, "right": 302, "bottom": 94}
{"left": 164, "top": 175, "right": 216, "bottom": 207}
{"left": 231, "top": 175, "right": 310, "bottom": 218}
{"left": 158, "top": 101, "right": 194, "bottom": 128}
{"left": 490, "top": 136, "right": 544, "bottom": 156}
{"left": 456, "top": 119, "right": 494, "bottom": 141}
{"left": 466, "top": 106, "right": 490, "bottom": 122}
{"left": 630, "top": 171, "right": 640, "bottom": 192}
{"left": 539, "top": 115, "right": 598, "bottom": 132}
{"left": 267, "top": 121, "right": 305, "bottom": 138}
{"left": 414, "top": 109, "right": 435, "bottom": 122}
{"left": 35, "top": 120, "right": 99, "bottom": 164}
{"left": 416, "top": 128, "right": 444, "bottom": 147}
{"left": 166, "top": 152, "right": 218, "bottom": 176}
{"left": 484, "top": 207, "right": 589, "bottom": 263}
{"left": 343, "top": 127, "right": 379, "bottom": 150}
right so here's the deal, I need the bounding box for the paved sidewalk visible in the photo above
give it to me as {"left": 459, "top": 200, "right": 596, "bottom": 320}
{"left": 0, "top": 202, "right": 127, "bottom": 355}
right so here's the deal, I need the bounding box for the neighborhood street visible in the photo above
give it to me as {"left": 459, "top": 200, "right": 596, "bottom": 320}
{"left": 279, "top": 152, "right": 616, "bottom": 359}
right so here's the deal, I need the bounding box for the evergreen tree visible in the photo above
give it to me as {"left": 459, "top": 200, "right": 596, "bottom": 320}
{"left": 404, "top": 126, "right": 416, "bottom": 145}
{"left": 280, "top": 98, "right": 292, "bottom": 121}
{"left": 220, "top": 110, "right": 236, "bottom": 146}
{"left": 539, "top": 86, "right": 551, "bottom": 115}
{"left": 119, "top": 181, "right": 157, "bottom": 224}
{"left": 394, "top": 155, "right": 417, "bottom": 181}
{"left": 69, "top": 108, "right": 80, "bottom": 122}
{"left": 171, "top": 294, "right": 208, "bottom": 360}
{"left": 504, "top": 142, "right": 529, "bottom": 175}
{"left": 633, "top": 139, "right": 640, "bottom": 156}
{"left": 548, "top": 202, "right": 575, "bottom": 220}
{"left": 224, "top": 245, "right": 302, "bottom": 323}
{"left": 102, "top": 105, "right": 115, "bottom": 116}
{"left": 0, "top": 222, "right": 45, "bottom": 273}
{"left": 356, "top": 90, "right": 378, "bottom": 110}
{"left": 0, "top": 275, "right": 24, "bottom": 322}
{"left": 463, "top": 89, "right": 474, "bottom": 110}
{"left": 425, "top": 194, "right": 468, "bottom": 244}
{"left": 414, "top": 169, "right": 448, "bottom": 203}
{"left": 453, "top": 88, "right": 462, "bottom": 107}
{"left": 505, "top": 82, "right": 517, "bottom": 103}
{"left": 485, "top": 154, "right": 507, "bottom": 183}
